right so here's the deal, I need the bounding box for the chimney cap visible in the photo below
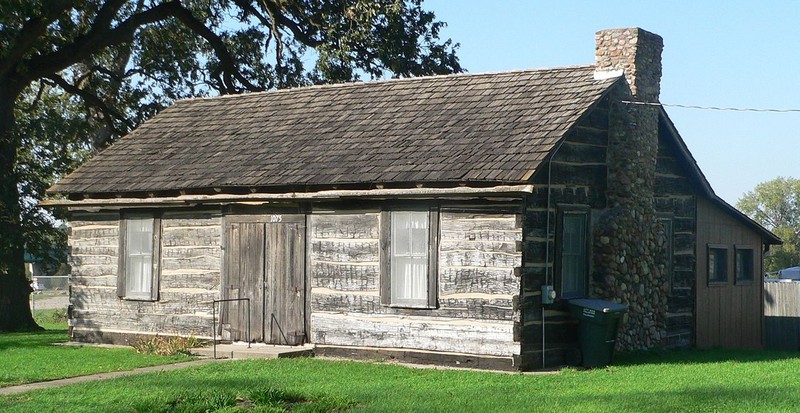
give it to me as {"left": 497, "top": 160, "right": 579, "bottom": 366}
{"left": 595, "top": 27, "right": 663, "bottom": 100}
{"left": 595, "top": 27, "right": 661, "bottom": 37}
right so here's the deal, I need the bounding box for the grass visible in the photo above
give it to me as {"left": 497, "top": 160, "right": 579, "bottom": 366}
{"left": 0, "top": 309, "right": 193, "bottom": 388}
{"left": 31, "top": 307, "right": 70, "bottom": 330}
{"left": 2, "top": 347, "right": 800, "bottom": 412}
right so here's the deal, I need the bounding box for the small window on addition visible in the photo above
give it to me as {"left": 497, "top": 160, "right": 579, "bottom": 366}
{"left": 735, "top": 247, "right": 754, "bottom": 284}
{"left": 707, "top": 245, "right": 729, "bottom": 285}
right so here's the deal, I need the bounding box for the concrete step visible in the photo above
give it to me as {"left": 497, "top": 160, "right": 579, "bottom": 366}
{"left": 192, "top": 343, "right": 314, "bottom": 360}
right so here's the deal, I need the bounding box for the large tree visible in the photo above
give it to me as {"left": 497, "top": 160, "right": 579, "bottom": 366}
{"left": 0, "top": 0, "right": 461, "bottom": 331}
{"left": 737, "top": 177, "right": 800, "bottom": 272}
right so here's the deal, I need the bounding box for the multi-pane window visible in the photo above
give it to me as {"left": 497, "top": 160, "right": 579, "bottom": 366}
{"left": 391, "top": 212, "right": 429, "bottom": 306}
{"left": 559, "top": 211, "right": 588, "bottom": 298}
{"left": 381, "top": 210, "right": 438, "bottom": 308}
{"left": 735, "top": 247, "right": 754, "bottom": 283}
{"left": 118, "top": 215, "right": 160, "bottom": 300}
{"left": 708, "top": 245, "right": 728, "bottom": 284}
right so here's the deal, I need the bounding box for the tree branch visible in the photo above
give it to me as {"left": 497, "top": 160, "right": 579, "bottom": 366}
{"left": 23, "top": 1, "right": 317, "bottom": 94}
{"left": 91, "top": 0, "right": 129, "bottom": 31}
{"left": 25, "top": 81, "right": 46, "bottom": 112}
{"left": 261, "top": 0, "right": 284, "bottom": 80}
{"left": 232, "top": 0, "right": 322, "bottom": 48}
{"left": 26, "top": 1, "right": 180, "bottom": 79}
{"left": 233, "top": 0, "right": 273, "bottom": 29}
{"left": 87, "top": 65, "right": 127, "bottom": 84}
{"left": 167, "top": 2, "right": 262, "bottom": 93}
{"left": 0, "top": 0, "right": 74, "bottom": 78}
{"left": 263, "top": 1, "right": 323, "bottom": 48}
{"left": 44, "top": 73, "right": 132, "bottom": 134}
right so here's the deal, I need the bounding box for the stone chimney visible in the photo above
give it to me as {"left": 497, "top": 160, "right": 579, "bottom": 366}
{"left": 595, "top": 28, "right": 663, "bottom": 102}
{"left": 592, "top": 28, "right": 669, "bottom": 352}
{"left": 596, "top": 27, "right": 663, "bottom": 205}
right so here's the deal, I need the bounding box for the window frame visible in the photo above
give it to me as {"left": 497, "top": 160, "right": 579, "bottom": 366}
{"left": 734, "top": 245, "right": 755, "bottom": 285}
{"left": 379, "top": 209, "right": 439, "bottom": 309}
{"left": 707, "top": 244, "right": 729, "bottom": 286}
{"left": 555, "top": 205, "right": 590, "bottom": 299}
{"left": 117, "top": 213, "right": 161, "bottom": 301}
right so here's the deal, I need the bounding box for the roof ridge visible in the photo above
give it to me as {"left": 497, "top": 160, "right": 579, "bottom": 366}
{"left": 179, "top": 64, "right": 600, "bottom": 103}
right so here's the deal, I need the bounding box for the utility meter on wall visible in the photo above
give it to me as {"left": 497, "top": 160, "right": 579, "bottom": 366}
{"left": 542, "top": 285, "right": 556, "bottom": 304}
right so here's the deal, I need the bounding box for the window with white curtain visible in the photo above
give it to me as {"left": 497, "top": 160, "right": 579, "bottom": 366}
{"left": 117, "top": 215, "right": 160, "bottom": 300}
{"left": 381, "top": 210, "right": 438, "bottom": 308}
{"left": 390, "top": 211, "right": 429, "bottom": 306}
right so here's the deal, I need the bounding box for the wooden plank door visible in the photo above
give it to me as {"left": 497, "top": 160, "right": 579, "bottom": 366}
{"left": 224, "top": 221, "right": 266, "bottom": 342}
{"left": 224, "top": 214, "right": 306, "bottom": 345}
{"left": 265, "top": 216, "right": 306, "bottom": 345}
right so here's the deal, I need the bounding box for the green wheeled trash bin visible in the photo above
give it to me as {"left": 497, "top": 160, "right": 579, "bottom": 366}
{"left": 569, "top": 298, "right": 628, "bottom": 368}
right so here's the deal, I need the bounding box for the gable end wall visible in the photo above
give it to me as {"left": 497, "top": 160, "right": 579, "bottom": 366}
{"left": 654, "top": 120, "right": 698, "bottom": 348}
{"left": 520, "top": 97, "right": 611, "bottom": 369}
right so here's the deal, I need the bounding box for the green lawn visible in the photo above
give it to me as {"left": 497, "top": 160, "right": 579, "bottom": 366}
{"left": 0, "top": 310, "right": 193, "bottom": 388}
{"left": 2, "top": 347, "right": 800, "bottom": 412}
{"left": 5, "top": 312, "right": 800, "bottom": 412}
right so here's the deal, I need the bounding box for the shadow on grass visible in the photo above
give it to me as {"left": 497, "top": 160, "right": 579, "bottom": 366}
{"left": 8, "top": 359, "right": 796, "bottom": 413}
{"left": 0, "top": 329, "right": 69, "bottom": 351}
{"left": 613, "top": 347, "right": 800, "bottom": 367}
{"left": 1, "top": 366, "right": 358, "bottom": 413}
{"left": 555, "top": 385, "right": 800, "bottom": 413}
{"left": 128, "top": 385, "right": 355, "bottom": 413}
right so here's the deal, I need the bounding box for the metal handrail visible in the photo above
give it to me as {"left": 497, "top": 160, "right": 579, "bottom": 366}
{"left": 270, "top": 313, "right": 291, "bottom": 345}
{"left": 211, "top": 297, "right": 251, "bottom": 359}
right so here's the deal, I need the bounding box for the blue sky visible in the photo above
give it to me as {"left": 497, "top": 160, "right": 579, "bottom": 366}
{"left": 425, "top": 0, "right": 799, "bottom": 205}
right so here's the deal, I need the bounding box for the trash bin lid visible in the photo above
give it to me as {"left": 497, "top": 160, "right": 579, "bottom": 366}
{"left": 569, "top": 298, "right": 628, "bottom": 313}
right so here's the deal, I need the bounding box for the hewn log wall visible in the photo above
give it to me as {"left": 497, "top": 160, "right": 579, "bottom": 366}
{"left": 654, "top": 118, "right": 698, "bottom": 348}
{"left": 69, "top": 210, "right": 222, "bottom": 342}
{"left": 520, "top": 97, "right": 610, "bottom": 369}
{"left": 521, "top": 93, "right": 703, "bottom": 369}
{"left": 308, "top": 212, "right": 521, "bottom": 357}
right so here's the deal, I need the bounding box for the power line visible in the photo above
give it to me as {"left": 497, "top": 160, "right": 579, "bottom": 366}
{"left": 621, "top": 100, "right": 800, "bottom": 113}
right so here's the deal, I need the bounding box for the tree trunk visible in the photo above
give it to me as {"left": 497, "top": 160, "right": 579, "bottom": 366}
{"left": 0, "top": 78, "right": 41, "bottom": 332}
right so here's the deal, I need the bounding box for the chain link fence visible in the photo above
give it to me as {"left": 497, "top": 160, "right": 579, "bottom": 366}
{"left": 29, "top": 275, "right": 70, "bottom": 312}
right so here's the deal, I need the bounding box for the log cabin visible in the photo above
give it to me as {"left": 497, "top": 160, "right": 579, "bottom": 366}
{"left": 45, "top": 28, "right": 780, "bottom": 370}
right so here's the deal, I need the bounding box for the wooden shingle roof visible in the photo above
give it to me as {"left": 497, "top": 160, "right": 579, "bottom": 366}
{"left": 49, "top": 65, "right": 619, "bottom": 196}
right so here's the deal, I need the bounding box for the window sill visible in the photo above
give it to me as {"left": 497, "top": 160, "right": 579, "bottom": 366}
{"left": 559, "top": 294, "right": 586, "bottom": 301}
{"left": 121, "top": 296, "right": 157, "bottom": 302}
{"left": 388, "top": 304, "right": 436, "bottom": 310}
{"left": 707, "top": 281, "right": 729, "bottom": 287}
{"left": 735, "top": 280, "right": 755, "bottom": 286}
